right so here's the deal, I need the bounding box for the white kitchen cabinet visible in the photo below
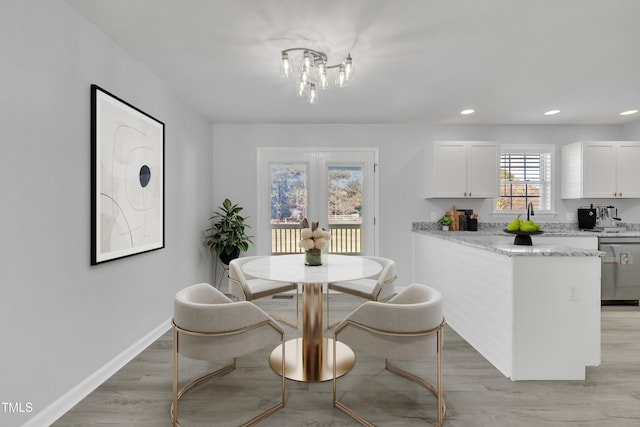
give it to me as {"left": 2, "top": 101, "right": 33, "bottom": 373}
{"left": 616, "top": 144, "right": 640, "bottom": 197}
{"left": 561, "top": 141, "right": 640, "bottom": 199}
{"left": 426, "top": 141, "right": 499, "bottom": 198}
{"left": 413, "top": 232, "right": 601, "bottom": 380}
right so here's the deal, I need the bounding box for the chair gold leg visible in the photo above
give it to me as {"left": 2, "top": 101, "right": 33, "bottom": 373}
{"left": 170, "top": 323, "right": 286, "bottom": 427}
{"left": 384, "top": 328, "right": 446, "bottom": 426}
{"left": 326, "top": 286, "right": 345, "bottom": 329}
{"left": 334, "top": 400, "right": 376, "bottom": 427}
{"left": 172, "top": 325, "right": 178, "bottom": 426}
{"left": 326, "top": 286, "right": 331, "bottom": 329}
{"left": 327, "top": 317, "right": 344, "bottom": 329}
{"left": 272, "top": 287, "right": 299, "bottom": 328}
{"left": 272, "top": 315, "right": 297, "bottom": 328}
{"left": 437, "top": 327, "right": 445, "bottom": 425}
{"left": 170, "top": 355, "right": 236, "bottom": 427}
{"left": 333, "top": 336, "right": 375, "bottom": 426}
{"left": 333, "top": 322, "right": 446, "bottom": 427}
{"left": 335, "top": 359, "right": 446, "bottom": 427}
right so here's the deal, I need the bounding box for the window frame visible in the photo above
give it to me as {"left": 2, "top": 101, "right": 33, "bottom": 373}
{"left": 256, "top": 147, "right": 379, "bottom": 256}
{"left": 493, "top": 144, "right": 555, "bottom": 217}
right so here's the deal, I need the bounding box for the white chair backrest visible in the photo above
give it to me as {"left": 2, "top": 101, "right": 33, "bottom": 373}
{"left": 175, "top": 282, "right": 230, "bottom": 305}
{"left": 228, "top": 256, "right": 266, "bottom": 300}
{"left": 359, "top": 283, "right": 442, "bottom": 332}
{"left": 337, "top": 283, "right": 443, "bottom": 360}
{"left": 173, "top": 282, "right": 281, "bottom": 360}
{"left": 229, "top": 256, "right": 264, "bottom": 282}
{"left": 364, "top": 256, "right": 396, "bottom": 298}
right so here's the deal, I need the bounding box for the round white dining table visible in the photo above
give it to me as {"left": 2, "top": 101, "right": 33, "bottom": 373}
{"left": 242, "top": 254, "right": 382, "bottom": 382}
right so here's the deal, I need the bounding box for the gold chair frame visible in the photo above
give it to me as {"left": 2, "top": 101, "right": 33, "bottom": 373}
{"left": 326, "top": 275, "right": 397, "bottom": 329}
{"left": 333, "top": 318, "right": 446, "bottom": 426}
{"left": 228, "top": 276, "right": 299, "bottom": 329}
{"left": 170, "top": 319, "right": 286, "bottom": 427}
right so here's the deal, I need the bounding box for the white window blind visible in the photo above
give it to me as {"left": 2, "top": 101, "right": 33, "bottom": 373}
{"left": 497, "top": 148, "right": 552, "bottom": 212}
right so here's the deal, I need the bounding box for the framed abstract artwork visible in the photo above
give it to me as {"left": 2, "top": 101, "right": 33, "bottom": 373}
{"left": 91, "top": 84, "right": 165, "bottom": 265}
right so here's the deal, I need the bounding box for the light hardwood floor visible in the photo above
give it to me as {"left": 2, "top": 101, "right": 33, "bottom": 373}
{"left": 54, "top": 292, "right": 640, "bottom": 426}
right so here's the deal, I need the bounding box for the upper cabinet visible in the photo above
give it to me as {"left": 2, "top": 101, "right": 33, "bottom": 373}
{"left": 561, "top": 141, "right": 640, "bottom": 199}
{"left": 426, "top": 141, "right": 499, "bottom": 198}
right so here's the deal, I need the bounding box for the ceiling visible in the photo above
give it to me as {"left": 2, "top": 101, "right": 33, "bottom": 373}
{"left": 66, "top": 0, "right": 640, "bottom": 125}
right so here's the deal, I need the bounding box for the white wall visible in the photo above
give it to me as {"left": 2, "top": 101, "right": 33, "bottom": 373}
{"left": 623, "top": 118, "right": 640, "bottom": 139}
{"left": 0, "top": 1, "right": 213, "bottom": 425}
{"left": 212, "top": 123, "right": 640, "bottom": 288}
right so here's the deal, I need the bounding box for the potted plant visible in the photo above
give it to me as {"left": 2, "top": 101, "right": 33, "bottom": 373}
{"left": 206, "top": 198, "right": 254, "bottom": 265}
{"left": 438, "top": 214, "right": 454, "bottom": 231}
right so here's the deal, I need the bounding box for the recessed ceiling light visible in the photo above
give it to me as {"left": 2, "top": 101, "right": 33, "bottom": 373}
{"left": 544, "top": 110, "right": 560, "bottom": 115}
{"left": 620, "top": 110, "right": 638, "bottom": 116}
{"left": 460, "top": 109, "right": 474, "bottom": 115}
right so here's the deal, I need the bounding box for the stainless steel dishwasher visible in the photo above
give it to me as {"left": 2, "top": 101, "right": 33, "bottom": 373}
{"left": 599, "top": 236, "right": 640, "bottom": 305}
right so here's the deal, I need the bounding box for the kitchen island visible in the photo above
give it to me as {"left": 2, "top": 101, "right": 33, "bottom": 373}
{"left": 412, "top": 229, "right": 603, "bottom": 380}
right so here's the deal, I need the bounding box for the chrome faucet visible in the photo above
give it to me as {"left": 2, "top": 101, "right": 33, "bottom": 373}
{"left": 527, "top": 202, "right": 535, "bottom": 221}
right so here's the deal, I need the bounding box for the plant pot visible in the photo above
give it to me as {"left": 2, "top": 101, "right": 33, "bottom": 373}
{"left": 305, "top": 249, "right": 322, "bottom": 266}
{"left": 442, "top": 225, "right": 449, "bottom": 231}
{"left": 219, "top": 248, "right": 240, "bottom": 265}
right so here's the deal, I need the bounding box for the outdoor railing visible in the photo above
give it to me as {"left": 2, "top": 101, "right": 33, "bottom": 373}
{"left": 271, "top": 222, "right": 362, "bottom": 255}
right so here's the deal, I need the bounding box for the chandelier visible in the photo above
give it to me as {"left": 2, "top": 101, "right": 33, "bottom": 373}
{"left": 280, "top": 48, "right": 354, "bottom": 104}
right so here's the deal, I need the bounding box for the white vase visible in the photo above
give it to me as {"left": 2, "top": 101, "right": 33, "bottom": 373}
{"left": 442, "top": 225, "right": 449, "bottom": 231}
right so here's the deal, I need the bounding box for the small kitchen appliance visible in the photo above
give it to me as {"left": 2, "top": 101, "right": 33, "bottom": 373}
{"left": 595, "top": 205, "right": 623, "bottom": 232}
{"left": 579, "top": 204, "right": 623, "bottom": 232}
{"left": 577, "top": 206, "right": 597, "bottom": 229}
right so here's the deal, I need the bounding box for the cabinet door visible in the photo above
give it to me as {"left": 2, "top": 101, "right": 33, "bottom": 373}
{"left": 582, "top": 143, "right": 616, "bottom": 198}
{"left": 430, "top": 142, "right": 468, "bottom": 197}
{"left": 616, "top": 143, "right": 640, "bottom": 198}
{"left": 467, "top": 142, "right": 498, "bottom": 198}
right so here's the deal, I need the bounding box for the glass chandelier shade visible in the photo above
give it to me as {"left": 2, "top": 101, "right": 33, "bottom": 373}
{"left": 280, "top": 48, "right": 354, "bottom": 104}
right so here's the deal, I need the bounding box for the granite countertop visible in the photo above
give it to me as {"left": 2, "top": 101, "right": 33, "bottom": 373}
{"left": 522, "top": 230, "right": 640, "bottom": 238}
{"left": 413, "top": 221, "right": 640, "bottom": 237}
{"left": 412, "top": 227, "right": 606, "bottom": 257}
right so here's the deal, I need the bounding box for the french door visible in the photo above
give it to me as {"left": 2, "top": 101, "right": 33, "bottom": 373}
{"left": 257, "top": 148, "right": 378, "bottom": 256}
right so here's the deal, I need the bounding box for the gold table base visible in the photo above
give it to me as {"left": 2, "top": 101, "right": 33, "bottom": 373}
{"left": 269, "top": 337, "right": 355, "bottom": 382}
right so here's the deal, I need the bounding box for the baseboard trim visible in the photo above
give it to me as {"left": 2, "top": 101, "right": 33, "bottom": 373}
{"left": 22, "top": 317, "right": 172, "bottom": 427}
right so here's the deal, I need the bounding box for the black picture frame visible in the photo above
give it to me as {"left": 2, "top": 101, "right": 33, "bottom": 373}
{"left": 91, "top": 84, "right": 165, "bottom": 265}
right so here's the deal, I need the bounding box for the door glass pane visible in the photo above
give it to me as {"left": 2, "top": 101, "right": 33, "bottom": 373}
{"left": 327, "top": 165, "right": 362, "bottom": 255}
{"left": 269, "top": 164, "right": 307, "bottom": 254}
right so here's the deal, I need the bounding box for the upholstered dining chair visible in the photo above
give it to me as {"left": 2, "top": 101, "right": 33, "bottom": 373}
{"left": 326, "top": 256, "right": 396, "bottom": 328}
{"left": 332, "top": 283, "right": 446, "bottom": 427}
{"left": 228, "top": 256, "right": 299, "bottom": 328}
{"left": 171, "top": 283, "right": 285, "bottom": 427}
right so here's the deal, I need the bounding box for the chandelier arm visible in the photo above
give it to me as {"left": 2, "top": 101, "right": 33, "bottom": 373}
{"left": 281, "top": 47, "right": 328, "bottom": 62}
{"left": 281, "top": 48, "right": 351, "bottom": 68}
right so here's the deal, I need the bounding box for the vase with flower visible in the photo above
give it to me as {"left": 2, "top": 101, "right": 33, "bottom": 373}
{"left": 298, "top": 218, "right": 331, "bottom": 266}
